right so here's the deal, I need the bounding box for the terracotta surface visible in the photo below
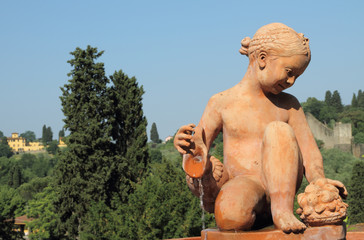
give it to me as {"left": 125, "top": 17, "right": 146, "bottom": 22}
{"left": 174, "top": 23, "right": 348, "bottom": 233}
{"left": 201, "top": 224, "right": 346, "bottom": 240}
{"left": 296, "top": 178, "right": 348, "bottom": 226}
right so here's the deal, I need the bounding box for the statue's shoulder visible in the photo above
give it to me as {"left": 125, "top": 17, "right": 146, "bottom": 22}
{"left": 211, "top": 86, "right": 237, "bottom": 101}
{"left": 275, "top": 92, "right": 301, "bottom": 109}
{"left": 208, "top": 88, "right": 232, "bottom": 108}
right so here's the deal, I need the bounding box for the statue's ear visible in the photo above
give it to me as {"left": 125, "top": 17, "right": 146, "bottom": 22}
{"left": 257, "top": 51, "right": 267, "bottom": 69}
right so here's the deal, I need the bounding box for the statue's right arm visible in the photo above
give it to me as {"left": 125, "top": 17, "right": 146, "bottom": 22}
{"left": 175, "top": 94, "right": 228, "bottom": 212}
{"left": 196, "top": 93, "right": 223, "bottom": 150}
{"left": 174, "top": 93, "right": 223, "bottom": 154}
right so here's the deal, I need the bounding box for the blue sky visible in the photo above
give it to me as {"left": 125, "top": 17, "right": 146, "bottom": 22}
{"left": 1, "top": 0, "right": 363, "bottom": 140}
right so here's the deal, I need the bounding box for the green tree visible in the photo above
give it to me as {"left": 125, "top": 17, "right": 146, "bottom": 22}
{"left": 0, "top": 136, "right": 13, "bottom": 158}
{"left": 324, "top": 90, "right": 332, "bottom": 105}
{"left": 80, "top": 201, "right": 117, "bottom": 240}
{"left": 42, "top": 125, "right": 53, "bottom": 145}
{"left": 118, "top": 159, "right": 213, "bottom": 239}
{"left": 338, "top": 109, "right": 364, "bottom": 135}
{"left": 150, "top": 122, "right": 161, "bottom": 143}
{"left": 348, "top": 161, "right": 364, "bottom": 224}
{"left": 354, "top": 132, "right": 364, "bottom": 144}
{"left": 47, "top": 126, "right": 53, "bottom": 142}
{"left": 150, "top": 148, "right": 163, "bottom": 163}
{"left": 301, "top": 97, "right": 325, "bottom": 120}
{"left": 8, "top": 164, "right": 23, "bottom": 188}
{"left": 331, "top": 90, "right": 344, "bottom": 113}
{"left": 107, "top": 69, "right": 149, "bottom": 202}
{"left": 58, "top": 128, "right": 65, "bottom": 139}
{"left": 0, "top": 185, "right": 26, "bottom": 239}
{"left": 47, "top": 140, "right": 59, "bottom": 155}
{"left": 352, "top": 93, "right": 358, "bottom": 107}
{"left": 17, "top": 177, "right": 51, "bottom": 201}
{"left": 55, "top": 46, "right": 112, "bottom": 238}
{"left": 55, "top": 47, "right": 149, "bottom": 238}
{"left": 20, "top": 130, "right": 36, "bottom": 143}
{"left": 27, "top": 186, "right": 64, "bottom": 239}
{"left": 319, "top": 105, "right": 337, "bottom": 123}
{"left": 0, "top": 130, "right": 4, "bottom": 138}
{"left": 42, "top": 124, "right": 47, "bottom": 144}
{"left": 357, "top": 89, "right": 364, "bottom": 108}
{"left": 321, "top": 148, "right": 357, "bottom": 186}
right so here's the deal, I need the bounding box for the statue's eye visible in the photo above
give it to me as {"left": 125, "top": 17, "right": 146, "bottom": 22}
{"left": 286, "top": 68, "right": 293, "bottom": 77}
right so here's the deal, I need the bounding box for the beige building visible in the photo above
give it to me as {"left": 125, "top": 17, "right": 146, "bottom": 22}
{"left": 7, "top": 133, "right": 44, "bottom": 152}
{"left": 58, "top": 137, "right": 67, "bottom": 148}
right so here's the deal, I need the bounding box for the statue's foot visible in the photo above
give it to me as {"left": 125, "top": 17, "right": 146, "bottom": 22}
{"left": 274, "top": 212, "right": 306, "bottom": 233}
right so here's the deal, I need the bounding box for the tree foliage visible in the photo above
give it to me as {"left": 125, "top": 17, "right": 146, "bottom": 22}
{"left": 27, "top": 186, "right": 64, "bottom": 239}
{"left": 20, "top": 131, "right": 36, "bottom": 143}
{"left": 331, "top": 90, "right": 344, "bottom": 112}
{"left": 302, "top": 97, "right": 325, "bottom": 120}
{"left": 55, "top": 46, "right": 149, "bottom": 238}
{"left": 321, "top": 148, "right": 357, "bottom": 187}
{"left": 0, "top": 136, "right": 13, "bottom": 158}
{"left": 150, "top": 122, "right": 161, "bottom": 143}
{"left": 46, "top": 140, "right": 59, "bottom": 155}
{"left": 58, "top": 129, "right": 65, "bottom": 139}
{"left": 55, "top": 46, "right": 112, "bottom": 238}
{"left": 8, "top": 164, "right": 23, "bottom": 188}
{"left": 348, "top": 160, "right": 364, "bottom": 224}
{"left": 42, "top": 125, "right": 53, "bottom": 145}
{"left": 117, "top": 159, "right": 214, "bottom": 240}
{"left": 0, "top": 186, "right": 25, "bottom": 239}
{"left": 107, "top": 69, "right": 149, "bottom": 202}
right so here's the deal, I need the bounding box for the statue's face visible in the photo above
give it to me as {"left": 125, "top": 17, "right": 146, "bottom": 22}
{"left": 259, "top": 54, "right": 310, "bottom": 94}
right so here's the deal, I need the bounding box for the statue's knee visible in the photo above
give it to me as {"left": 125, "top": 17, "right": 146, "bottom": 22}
{"left": 215, "top": 195, "right": 256, "bottom": 230}
{"left": 264, "top": 121, "right": 295, "bottom": 142}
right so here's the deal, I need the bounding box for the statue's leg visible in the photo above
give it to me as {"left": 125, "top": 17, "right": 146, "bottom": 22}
{"left": 214, "top": 175, "right": 266, "bottom": 231}
{"left": 261, "top": 121, "right": 306, "bottom": 233}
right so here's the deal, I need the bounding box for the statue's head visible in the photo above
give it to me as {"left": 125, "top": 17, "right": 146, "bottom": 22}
{"left": 239, "top": 23, "right": 311, "bottom": 60}
{"left": 240, "top": 23, "right": 311, "bottom": 94}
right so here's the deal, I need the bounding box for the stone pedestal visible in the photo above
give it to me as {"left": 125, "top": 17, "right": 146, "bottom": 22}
{"left": 201, "top": 224, "right": 346, "bottom": 240}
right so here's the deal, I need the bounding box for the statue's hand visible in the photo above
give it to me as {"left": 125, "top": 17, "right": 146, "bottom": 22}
{"left": 174, "top": 124, "right": 195, "bottom": 154}
{"left": 211, "top": 156, "right": 224, "bottom": 182}
{"left": 325, "top": 178, "right": 348, "bottom": 199}
{"left": 296, "top": 177, "right": 348, "bottom": 226}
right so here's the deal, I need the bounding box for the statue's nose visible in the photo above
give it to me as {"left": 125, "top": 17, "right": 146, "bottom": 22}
{"left": 286, "top": 76, "right": 296, "bottom": 85}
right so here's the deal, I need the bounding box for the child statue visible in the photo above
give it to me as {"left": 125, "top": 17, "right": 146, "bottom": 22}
{"left": 174, "top": 23, "right": 348, "bottom": 233}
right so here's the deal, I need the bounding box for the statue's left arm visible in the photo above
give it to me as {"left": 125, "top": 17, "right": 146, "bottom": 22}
{"left": 287, "top": 97, "right": 324, "bottom": 182}
{"left": 287, "top": 96, "right": 347, "bottom": 198}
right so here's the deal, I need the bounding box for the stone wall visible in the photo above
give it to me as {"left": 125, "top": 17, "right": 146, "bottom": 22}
{"left": 305, "top": 112, "right": 352, "bottom": 150}
{"left": 305, "top": 112, "right": 364, "bottom": 158}
{"left": 352, "top": 143, "right": 364, "bottom": 159}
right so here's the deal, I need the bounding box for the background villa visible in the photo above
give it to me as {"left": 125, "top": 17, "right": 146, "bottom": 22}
{"left": 7, "top": 133, "right": 44, "bottom": 152}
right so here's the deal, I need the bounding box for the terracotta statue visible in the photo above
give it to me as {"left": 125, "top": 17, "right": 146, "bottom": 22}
{"left": 174, "top": 23, "right": 348, "bottom": 233}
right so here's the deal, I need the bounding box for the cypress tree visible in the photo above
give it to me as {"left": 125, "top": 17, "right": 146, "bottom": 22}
{"left": 58, "top": 129, "right": 65, "bottom": 138}
{"left": 331, "top": 90, "right": 343, "bottom": 113}
{"left": 351, "top": 93, "right": 358, "bottom": 107}
{"left": 107, "top": 70, "right": 149, "bottom": 202}
{"left": 8, "top": 164, "right": 22, "bottom": 188}
{"left": 324, "top": 90, "right": 332, "bottom": 105}
{"left": 47, "top": 126, "right": 53, "bottom": 143}
{"left": 42, "top": 125, "right": 47, "bottom": 144}
{"left": 0, "top": 137, "right": 13, "bottom": 158}
{"left": 55, "top": 46, "right": 112, "bottom": 238}
{"left": 55, "top": 47, "right": 149, "bottom": 237}
{"left": 358, "top": 90, "right": 364, "bottom": 108}
{"left": 348, "top": 161, "right": 364, "bottom": 224}
{"left": 150, "top": 122, "right": 160, "bottom": 143}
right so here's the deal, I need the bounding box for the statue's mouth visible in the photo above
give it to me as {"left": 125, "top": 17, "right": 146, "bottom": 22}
{"left": 278, "top": 84, "right": 285, "bottom": 90}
